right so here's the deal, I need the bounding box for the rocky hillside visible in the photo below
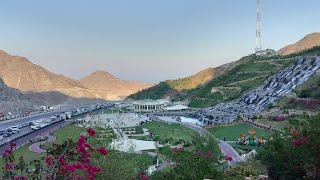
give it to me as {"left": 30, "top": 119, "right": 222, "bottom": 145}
{"left": 129, "top": 60, "right": 243, "bottom": 101}
{"left": 0, "top": 78, "right": 33, "bottom": 114}
{"left": 0, "top": 50, "right": 84, "bottom": 92}
{"left": 278, "top": 32, "right": 320, "bottom": 55}
{"left": 0, "top": 50, "right": 153, "bottom": 105}
{"left": 80, "top": 71, "right": 153, "bottom": 95}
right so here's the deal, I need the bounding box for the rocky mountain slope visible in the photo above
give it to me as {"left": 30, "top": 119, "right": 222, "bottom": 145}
{"left": 278, "top": 32, "right": 320, "bottom": 55}
{"left": 0, "top": 50, "right": 153, "bottom": 105}
{"left": 0, "top": 78, "right": 33, "bottom": 114}
{"left": 131, "top": 33, "right": 320, "bottom": 108}
{"left": 80, "top": 71, "right": 153, "bottom": 96}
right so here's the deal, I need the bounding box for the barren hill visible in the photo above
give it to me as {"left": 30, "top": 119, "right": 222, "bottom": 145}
{"left": 278, "top": 32, "right": 320, "bottom": 55}
{"left": 80, "top": 70, "right": 153, "bottom": 94}
{"left": 0, "top": 50, "right": 84, "bottom": 92}
{"left": 0, "top": 78, "right": 33, "bottom": 114}
{"left": 0, "top": 50, "right": 154, "bottom": 105}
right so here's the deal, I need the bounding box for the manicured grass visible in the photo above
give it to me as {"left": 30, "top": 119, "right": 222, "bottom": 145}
{"left": 255, "top": 118, "right": 290, "bottom": 130}
{"left": 206, "top": 123, "right": 273, "bottom": 141}
{"left": 0, "top": 143, "right": 44, "bottom": 167}
{"left": 132, "top": 121, "right": 199, "bottom": 142}
{"left": 45, "top": 125, "right": 86, "bottom": 148}
{"left": 0, "top": 125, "right": 86, "bottom": 167}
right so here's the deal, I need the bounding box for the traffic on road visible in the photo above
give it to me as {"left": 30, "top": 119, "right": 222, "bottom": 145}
{"left": 0, "top": 103, "right": 114, "bottom": 147}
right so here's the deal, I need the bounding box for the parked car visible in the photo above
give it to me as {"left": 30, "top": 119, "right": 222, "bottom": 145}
{"left": 28, "top": 122, "right": 35, "bottom": 127}
{"left": 10, "top": 126, "right": 19, "bottom": 131}
{"left": 3, "top": 133, "right": 12, "bottom": 138}
{"left": 0, "top": 131, "right": 6, "bottom": 136}
{"left": 31, "top": 125, "right": 41, "bottom": 130}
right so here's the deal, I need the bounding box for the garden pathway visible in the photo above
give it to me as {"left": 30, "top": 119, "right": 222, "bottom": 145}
{"left": 28, "top": 134, "right": 56, "bottom": 153}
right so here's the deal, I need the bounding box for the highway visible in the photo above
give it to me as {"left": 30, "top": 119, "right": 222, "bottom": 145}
{"left": 0, "top": 119, "right": 73, "bottom": 156}
{"left": 0, "top": 106, "right": 108, "bottom": 156}
{"left": 0, "top": 111, "right": 58, "bottom": 130}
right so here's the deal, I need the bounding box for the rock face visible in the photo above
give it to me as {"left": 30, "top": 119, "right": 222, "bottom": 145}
{"left": 80, "top": 70, "right": 153, "bottom": 98}
{"left": 278, "top": 33, "right": 320, "bottom": 55}
{"left": 0, "top": 50, "right": 153, "bottom": 106}
{"left": 0, "top": 78, "right": 33, "bottom": 114}
{"left": 193, "top": 57, "right": 320, "bottom": 124}
{"left": 0, "top": 50, "right": 84, "bottom": 92}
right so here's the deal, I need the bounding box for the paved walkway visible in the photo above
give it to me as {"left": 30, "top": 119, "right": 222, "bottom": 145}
{"left": 149, "top": 114, "right": 242, "bottom": 166}
{"left": 29, "top": 135, "right": 57, "bottom": 153}
{"left": 218, "top": 140, "right": 241, "bottom": 166}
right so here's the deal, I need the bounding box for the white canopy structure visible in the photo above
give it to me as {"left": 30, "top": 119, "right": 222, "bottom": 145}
{"left": 164, "top": 105, "right": 189, "bottom": 111}
{"left": 110, "top": 139, "right": 156, "bottom": 152}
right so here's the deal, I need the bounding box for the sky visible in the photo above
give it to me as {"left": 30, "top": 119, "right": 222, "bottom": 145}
{"left": 0, "top": 0, "right": 320, "bottom": 83}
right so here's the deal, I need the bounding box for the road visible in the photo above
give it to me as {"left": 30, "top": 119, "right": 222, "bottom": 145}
{"left": 0, "top": 107, "right": 107, "bottom": 156}
{"left": 0, "top": 120, "right": 73, "bottom": 156}
{"left": 0, "top": 111, "right": 58, "bottom": 130}
{"left": 149, "top": 114, "right": 242, "bottom": 166}
{"left": 218, "top": 141, "right": 241, "bottom": 166}
{"left": 0, "top": 105, "right": 95, "bottom": 131}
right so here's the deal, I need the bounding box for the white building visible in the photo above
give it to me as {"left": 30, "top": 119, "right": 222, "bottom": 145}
{"left": 132, "top": 99, "right": 169, "bottom": 112}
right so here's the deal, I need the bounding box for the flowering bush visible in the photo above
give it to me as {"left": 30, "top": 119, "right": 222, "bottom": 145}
{"left": 288, "top": 97, "right": 320, "bottom": 109}
{"left": 257, "top": 114, "right": 320, "bottom": 179}
{"left": 1, "top": 128, "right": 108, "bottom": 180}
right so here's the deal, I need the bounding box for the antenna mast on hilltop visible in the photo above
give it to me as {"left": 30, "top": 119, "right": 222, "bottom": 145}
{"left": 255, "top": 0, "right": 262, "bottom": 52}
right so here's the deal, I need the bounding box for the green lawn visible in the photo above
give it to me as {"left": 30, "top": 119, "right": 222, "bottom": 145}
{"left": 45, "top": 125, "right": 85, "bottom": 147}
{"left": 0, "top": 125, "right": 86, "bottom": 167}
{"left": 132, "top": 121, "right": 199, "bottom": 143}
{"left": 255, "top": 118, "right": 290, "bottom": 130}
{"left": 206, "top": 123, "right": 273, "bottom": 141}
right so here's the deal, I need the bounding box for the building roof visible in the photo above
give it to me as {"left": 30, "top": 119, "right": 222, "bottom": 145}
{"left": 132, "top": 99, "right": 168, "bottom": 106}
{"left": 165, "top": 105, "right": 189, "bottom": 111}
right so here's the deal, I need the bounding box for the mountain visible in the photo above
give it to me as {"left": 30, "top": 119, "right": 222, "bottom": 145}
{"left": 278, "top": 33, "right": 320, "bottom": 55}
{"left": 0, "top": 50, "right": 153, "bottom": 106}
{"left": 130, "top": 48, "right": 320, "bottom": 108}
{"left": 129, "top": 60, "right": 242, "bottom": 101}
{"left": 0, "top": 78, "right": 33, "bottom": 114}
{"left": 0, "top": 50, "right": 84, "bottom": 92}
{"left": 80, "top": 70, "right": 153, "bottom": 97}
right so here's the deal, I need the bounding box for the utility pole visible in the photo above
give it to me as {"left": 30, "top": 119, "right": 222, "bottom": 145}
{"left": 255, "top": 0, "right": 262, "bottom": 52}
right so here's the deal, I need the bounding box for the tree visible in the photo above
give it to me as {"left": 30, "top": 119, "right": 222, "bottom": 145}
{"left": 299, "top": 89, "right": 311, "bottom": 98}
{"left": 150, "top": 137, "right": 223, "bottom": 180}
{"left": 257, "top": 114, "right": 320, "bottom": 179}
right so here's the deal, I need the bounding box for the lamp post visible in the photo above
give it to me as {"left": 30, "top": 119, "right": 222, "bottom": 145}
{"left": 155, "top": 141, "right": 159, "bottom": 167}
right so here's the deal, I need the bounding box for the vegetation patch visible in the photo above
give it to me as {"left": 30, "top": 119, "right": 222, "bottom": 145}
{"left": 206, "top": 123, "right": 273, "bottom": 141}
{"left": 130, "top": 121, "right": 199, "bottom": 145}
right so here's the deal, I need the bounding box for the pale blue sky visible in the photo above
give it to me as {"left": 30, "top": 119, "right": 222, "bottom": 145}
{"left": 0, "top": 0, "right": 319, "bottom": 83}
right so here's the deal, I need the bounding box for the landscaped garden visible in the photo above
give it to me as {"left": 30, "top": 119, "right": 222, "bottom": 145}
{"left": 129, "top": 121, "right": 200, "bottom": 144}
{"left": 206, "top": 123, "right": 273, "bottom": 141}
{"left": 0, "top": 124, "right": 86, "bottom": 167}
